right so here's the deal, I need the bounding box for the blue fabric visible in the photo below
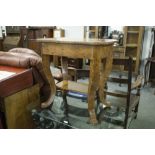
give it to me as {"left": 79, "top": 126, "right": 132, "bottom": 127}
{"left": 67, "top": 91, "right": 88, "bottom": 100}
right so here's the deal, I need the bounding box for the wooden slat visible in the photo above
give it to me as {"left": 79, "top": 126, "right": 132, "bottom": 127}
{"left": 112, "top": 57, "right": 131, "bottom": 66}
{"left": 126, "top": 44, "right": 138, "bottom": 47}
{"left": 127, "top": 31, "right": 139, "bottom": 34}
{"left": 108, "top": 77, "right": 128, "bottom": 84}
{"left": 56, "top": 80, "right": 88, "bottom": 94}
{"left": 105, "top": 90, "right": 127, "bottom": 98}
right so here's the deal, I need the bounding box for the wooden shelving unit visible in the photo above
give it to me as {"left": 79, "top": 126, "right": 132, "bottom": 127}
{"left": 2, "top": 26, "right": 25, "bottom": 51}
{"left": 84, "top": 26, "right": 109, "bottom": 39}
{"left": 123, "top": 26, "right": 144, "bottom": 73}
{"left": 84, "top": 26, "right": 99, "bottom": 38}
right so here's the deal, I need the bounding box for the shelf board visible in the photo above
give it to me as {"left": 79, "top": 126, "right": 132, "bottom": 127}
{"left": 124, "top": 56, "right": 136, "bottom": 61}
{"left": 126, "top": 44, "right": 138, "bottom": 47}
{"left": 127, "top": 31, "right": 139, "bottom": 34}
{"left": 88, "top": 30, "right": 96, "bottom": 33}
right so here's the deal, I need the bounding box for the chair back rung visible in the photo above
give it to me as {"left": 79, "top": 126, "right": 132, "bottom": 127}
{"left": 112, "top": 57, "right": 132, "bottom": 66}
{"left": 105, "top": 90, "right": 127, "bottom": 98}
{"left": 108, "top": 77, "right": 128, "bottom": 84}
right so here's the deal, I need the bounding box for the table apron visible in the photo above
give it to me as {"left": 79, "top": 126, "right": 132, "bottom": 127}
{"left": 42, "top": 43, "right": 112, "bottom": 60}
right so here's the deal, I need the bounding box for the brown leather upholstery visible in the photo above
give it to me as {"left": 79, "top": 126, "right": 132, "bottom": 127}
{"left": 0, "top": 48, "right": 52, "bottom": 107}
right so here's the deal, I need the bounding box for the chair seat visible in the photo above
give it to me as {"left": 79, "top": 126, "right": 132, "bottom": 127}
{"left": 56, "top": 80, "right": 88, "bottom": 94}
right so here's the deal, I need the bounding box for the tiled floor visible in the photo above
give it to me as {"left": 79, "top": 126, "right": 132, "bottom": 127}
{"left": 130, "top": 85, "right": 155, "bottom": 129}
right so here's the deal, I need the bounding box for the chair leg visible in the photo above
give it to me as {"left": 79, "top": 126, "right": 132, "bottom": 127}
{"left": 134, "top": 102, "right": 140, "bottom": 119}
{"left": 96, "top": 90, "right": 100, "bottom": 114}
{"left": 124, "top": 102, "right": 130, "bottom": 129}
{"left": 124, "top": 117, "right": 128, "bottom": 129}
{"left": 119, "top": 74, "right": 122, "bottom": 87}
{"left": 62, "top": 90, "right": 69, "bottom": 117}
{"left": 104, "top": 82, "right": 108, "bottom": 101}
{"left": 61, "top": 90, "right": 73, "bottom": 128}
{"left": 144, "top": 61, "right": 149, "bottom": 87}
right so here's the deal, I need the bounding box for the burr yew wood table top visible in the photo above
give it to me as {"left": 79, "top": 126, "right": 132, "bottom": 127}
{"left": 36, "top": 38, "right": 116, "bottom": 45}
{"left": 36, "top": 38, "right": 116, "bottom": 124}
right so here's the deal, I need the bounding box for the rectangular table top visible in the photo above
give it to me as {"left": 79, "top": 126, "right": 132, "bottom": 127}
{"left": 35, "top": 38, "right": 116, "bottom": 46}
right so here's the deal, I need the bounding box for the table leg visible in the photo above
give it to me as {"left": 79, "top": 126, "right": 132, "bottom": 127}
{"left": 61, "top": 57, "right": 70, "bottom": 118}
{"left": 88, "top": 59, "right": 100, "bottom": 124}
{"left": 41, "top": 55, "right": 56, "bottom": 108}
{"left": 61, "top": 57, "right": 69, "bottom": 80}
{"left": 99, "top": 52, "right": 113, "bottom": 107}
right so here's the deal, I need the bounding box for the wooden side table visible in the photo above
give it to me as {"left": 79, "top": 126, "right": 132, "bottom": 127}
{"left": 36, "top": 38, "right": 116, "bottom": 124}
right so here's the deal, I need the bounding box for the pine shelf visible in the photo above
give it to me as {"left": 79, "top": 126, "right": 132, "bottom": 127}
{"left": 126, "top": 44, "right": 138, "bottom": 47}
{"left": 124, "top": 26, "right": 144, "bottom": 73}
{"left": 127, "top": 31, "right": 139, "bottom": 34}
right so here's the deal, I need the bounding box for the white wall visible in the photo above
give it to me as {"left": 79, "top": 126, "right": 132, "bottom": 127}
{"left": 59, "top": 26, "right": 84, "bottom": 39}
{"left": 60, "top": 26, "right": 124, "bottom": 39}
{"left": 109, "top": 26, "right": 124, "bottom": 32}
{"left": 141, "top": 26, "right": 154, "bottom": 60}
{"left": 0, "top": 26, "right": 6, "bottom": 38}
{"left": 0, "top": 26, "right": 2, "bottom": 37}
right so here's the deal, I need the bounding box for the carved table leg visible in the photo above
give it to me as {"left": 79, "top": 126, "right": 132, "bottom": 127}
{"left": 41, "top": 55, "right": 56, "bottom": 108}
{"left": 61, "top": 57, "right": 69, "bottom": 81}
{"left": 99, "top": 48, "right": 113, "bottom": 107}
{"left": 88, "top": 58, "right": 100, "bottom": 124}
{"left": 61, "top": 57, "right": 69, "bottom": 117}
